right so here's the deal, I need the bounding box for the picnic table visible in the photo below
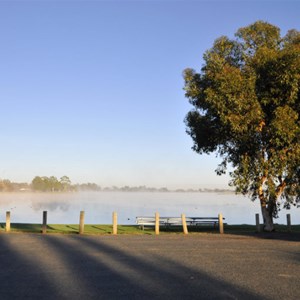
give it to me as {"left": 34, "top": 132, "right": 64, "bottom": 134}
{"left": 136, "top": 216, "right": 225, "bottom": 230}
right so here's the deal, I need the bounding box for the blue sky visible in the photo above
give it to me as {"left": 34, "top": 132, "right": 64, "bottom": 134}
{"left": 0, "top": 0, "right": 299, "bottom": 188}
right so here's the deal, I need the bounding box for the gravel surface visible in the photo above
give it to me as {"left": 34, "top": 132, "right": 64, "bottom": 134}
{"left": 0, "top": 233, "right": 299, "bottom": 299}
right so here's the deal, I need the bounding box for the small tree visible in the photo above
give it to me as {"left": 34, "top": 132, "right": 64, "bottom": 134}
{"left": 60, "top": 176, "right": 72, "bottom": 191}
{"left": 183, "top": 21, "right": 300, "bottom": 231}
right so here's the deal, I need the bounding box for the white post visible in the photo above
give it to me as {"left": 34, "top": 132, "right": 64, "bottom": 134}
{"left": 181, "top": 214, "right": 188, "bottom": 234}
{"left": 6, "top": 211, "right": 10, "bottom": 232}
{"left": 112, "top": 211, "right": 118, "bottom": 235}
{"left": 79, "top": 211, "right": 85, "bottom": 234}
{"left": 218, "top": 213, "right": 224, "bottom": 234}
{"left": 155, "top": 212, "right": 160, "bottom": 235}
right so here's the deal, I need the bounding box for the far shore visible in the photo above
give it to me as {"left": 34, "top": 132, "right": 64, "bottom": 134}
{"left": 0, "top": 188, "right": 236, "bottom": 194}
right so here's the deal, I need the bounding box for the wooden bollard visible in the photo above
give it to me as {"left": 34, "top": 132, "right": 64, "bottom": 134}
{"left": 218, "top": 213, "right": 224, "bottom": 234}
{"left": 79, "top": 211, "right": 85, "bottom": 234}
{"left": 6, "top": 211, "right": 10, "bottom": 232}
{"left": 112, "top": 211, "right": 118, "bottom": 235}
{"left": 287, "top": 214, "right": 291, "bottom": 232}
{"left": 255, "top": 213, "right": 261, "bottom": 233}
{"left": 155, "top": 212, "right": 160, "bottom": 235}
{"left": 42, "top": 211, "right": 47, "bottom": 234}
{"left": 181, "top": 214, "right": 188, "bottom": 234}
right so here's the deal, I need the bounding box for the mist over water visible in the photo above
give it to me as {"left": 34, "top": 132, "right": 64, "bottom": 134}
{"left": 1, "top": 192, "right": 299, "bottom": 225}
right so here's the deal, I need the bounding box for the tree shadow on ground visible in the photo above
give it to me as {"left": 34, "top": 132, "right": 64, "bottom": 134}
{"left": 0, "top": 234, "right": 267, "bottom": 300}
{"left": 225, "top": 230, "right": 300, "bottom": 242}
{"left": 42, "top": 235, "right": 267, "bottom": 299}
{"left": 91, "top": 225, "right": 108, "bottom": 232}
{"left": 9, "top": 223, "right": 41, "bottom": 233}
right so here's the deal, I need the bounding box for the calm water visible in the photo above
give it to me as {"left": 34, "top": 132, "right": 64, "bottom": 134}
{"left": 1, "top": 192, "right": 299, "bottom": 225}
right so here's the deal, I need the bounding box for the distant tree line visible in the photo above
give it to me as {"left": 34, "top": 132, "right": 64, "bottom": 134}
{"left": 0, "top": 179, "right": 29, "bottom": 192}
{"left": 0, "top": 177, "right": 233, "bottom": 193}
{"left": 94, "top": 185, "right": 233, "bottom": 193}
{"left": 0, "top": 176, "right": 101, "bottom": 192}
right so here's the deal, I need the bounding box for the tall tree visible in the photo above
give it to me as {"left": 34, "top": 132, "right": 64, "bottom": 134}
{"left": 60, "top": 176, "right": 72, "bottom": 191}
{"left": 183, "top": 21, "right": 300, "bottom": 231}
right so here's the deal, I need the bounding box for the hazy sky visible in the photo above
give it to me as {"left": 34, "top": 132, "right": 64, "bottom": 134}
{"left": 0, "top": 0, "right": 299, "bottom": 188}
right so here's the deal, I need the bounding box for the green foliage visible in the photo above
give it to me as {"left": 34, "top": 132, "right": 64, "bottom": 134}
{"left": 31, "top": 176, "right": 74, "bottom": 192}
{"left": 183, "top": 21, "right": 300, "bottom": 218}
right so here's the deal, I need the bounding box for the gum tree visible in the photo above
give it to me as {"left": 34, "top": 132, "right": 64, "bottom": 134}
{"left": 183, "top": 21, "right": 300, "bottom": 231}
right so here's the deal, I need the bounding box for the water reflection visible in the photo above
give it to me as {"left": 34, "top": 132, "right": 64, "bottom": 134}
{"left": 32, "top": 202, "right": 70, "bottom": 212}
{"left": 0, "top": 192, "right": 299, "bottom": 225}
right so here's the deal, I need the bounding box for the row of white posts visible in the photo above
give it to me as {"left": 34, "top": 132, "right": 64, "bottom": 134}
{"left": 4, "top": 211, "right": 224, "bottom": 235}
{"left": 3, "top": 210, "right": 119, "bottom": 234}
{"left": 255, "top": 213, "right": 293, "bottom": 232}
{"left": 57, "top": 211, "right": 225, "bottom": 235}
{"left": 4, "top": 211, "right": 293, "bottom": 234}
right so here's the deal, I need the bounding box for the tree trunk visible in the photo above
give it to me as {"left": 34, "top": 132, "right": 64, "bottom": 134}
{"left": 258, "top": 180, "right": 275, "bottom": 232}
{"left": 261, "top": 205, "right": 274, "bottom": 232}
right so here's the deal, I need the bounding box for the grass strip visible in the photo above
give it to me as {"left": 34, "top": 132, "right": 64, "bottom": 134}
{"left": 0, "top": 223, "right": 299, "bottom": 235}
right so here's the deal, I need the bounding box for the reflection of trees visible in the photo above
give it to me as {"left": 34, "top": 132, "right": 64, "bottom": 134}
{"left": 31, "top": 202, "right": 70, "bottom": 212}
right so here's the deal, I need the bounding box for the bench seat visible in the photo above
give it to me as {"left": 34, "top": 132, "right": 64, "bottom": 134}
{"left": 136, "top": 216, "right": 225, "bottom": 229}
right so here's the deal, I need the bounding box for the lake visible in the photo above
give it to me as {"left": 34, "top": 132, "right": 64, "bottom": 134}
{"left": 1, "top": 192, "right": 299, "bottom": 225}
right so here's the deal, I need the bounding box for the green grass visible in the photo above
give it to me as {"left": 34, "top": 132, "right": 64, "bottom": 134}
{"left": 0, "top": 223, "right": 299, "bottom": 235}
{"left": 0, "top": 223, "right": 149, "bottom": 235}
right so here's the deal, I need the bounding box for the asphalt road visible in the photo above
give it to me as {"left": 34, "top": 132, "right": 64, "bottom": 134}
{"left": 0, "top": 233, "right": 299, "bottom": 300}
